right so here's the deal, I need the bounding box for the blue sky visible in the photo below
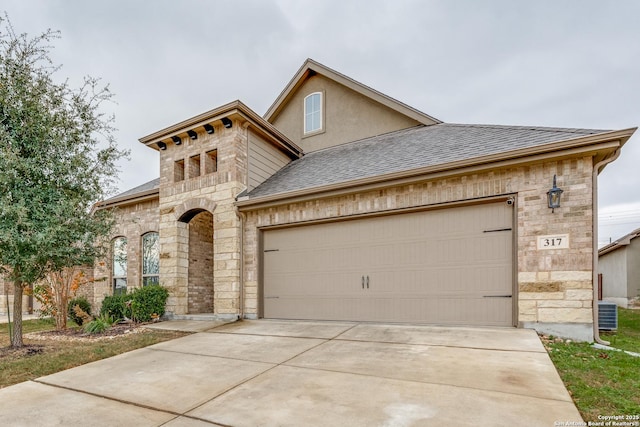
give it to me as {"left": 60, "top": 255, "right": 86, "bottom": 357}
{"left": 3, "top": 0, "right": 640, "bottom": 245}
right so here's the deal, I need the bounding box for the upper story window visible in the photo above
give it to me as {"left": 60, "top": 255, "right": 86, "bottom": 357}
{"left": 142, "top": 232, "right": 159, "bottom": 286}
{"left": 112, "top": 237, "right": 128, "bottom": 295}
{"left": 304, "top": 92, "right": 322, "bottom": 134}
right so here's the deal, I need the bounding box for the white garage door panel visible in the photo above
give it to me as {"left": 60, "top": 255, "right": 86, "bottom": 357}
{"left": 263, "top": 202, "right": 513, "bottom": 326}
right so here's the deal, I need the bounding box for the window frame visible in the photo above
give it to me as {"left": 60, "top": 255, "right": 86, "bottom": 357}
{"left": 303, "top": 92, "right": 323, "bottom": 135}
{"left": 112, "top": 236, "right": 128, "bottom": 295}
{"left": 141, "top": 232, "right": 160, "bottom": 287}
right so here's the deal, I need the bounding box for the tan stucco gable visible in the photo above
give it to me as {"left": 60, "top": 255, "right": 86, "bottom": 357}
{"left": 265, "top": 59, "right": 441, "bottom": 152}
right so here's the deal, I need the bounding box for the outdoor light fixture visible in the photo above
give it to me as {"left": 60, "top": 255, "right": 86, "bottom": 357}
{"left": 547, "top": 174, "right": 563, "bottom": 213}
{"left": 187, "top": 130, "right": 198, "bottom": 140}
{"left": 171, "top": 136, "right": 182, "bottom": 145}
{"left": 157, "top": 141, "right": 167, "bottom": 151}
{"left": 221, "top": 117, "right": 232, "bottom": 128}
{"left": 204, "top": 124, "right": 215, "bottom": 134}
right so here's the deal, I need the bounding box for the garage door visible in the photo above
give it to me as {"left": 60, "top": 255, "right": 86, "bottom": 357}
{"left": 263, "top": 201, "right": 513, "bottom": 326}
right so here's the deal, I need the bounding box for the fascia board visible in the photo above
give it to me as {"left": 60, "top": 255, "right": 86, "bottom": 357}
{"left": 93, "top": 191, "right": 160, "bottom": 211}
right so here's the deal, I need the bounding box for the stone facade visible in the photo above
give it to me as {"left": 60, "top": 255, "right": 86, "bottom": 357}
{"left": 157, "top": 122, "right": 246, "bottom": 317}
{"left": 242, "top": 156, "right": 596, "bottom": 339}
{"left": 93, "top": 198, "right": 160, "bottom": 310}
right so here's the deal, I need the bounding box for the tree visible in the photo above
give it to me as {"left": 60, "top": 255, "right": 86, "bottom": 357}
{"left": 33, "top": 267, "right": 104, "bottom": 330}
{"left": 0, "top": 15, "right": 128, "bottom": 347}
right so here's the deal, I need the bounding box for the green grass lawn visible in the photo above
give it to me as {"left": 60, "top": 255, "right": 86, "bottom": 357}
{"left": 546, "top": 308, "right": 640, "bottom": 421}
{"left": 0, "top": 318, "right": 188, "bottom": 388}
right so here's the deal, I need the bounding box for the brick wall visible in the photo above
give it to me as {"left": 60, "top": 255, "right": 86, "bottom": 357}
{"left": 188, "top": 211, "right": 214, "bottom": 312}
{"left": 243, "top": 156, "right": 595, "bottom": 338}
{"left": 93, "top": 198, "right": 160, "bottom": 311}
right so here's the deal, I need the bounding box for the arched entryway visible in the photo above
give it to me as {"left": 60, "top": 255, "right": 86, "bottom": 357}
{"left": 178, "top": 208, "right": 214, "bottom": 314}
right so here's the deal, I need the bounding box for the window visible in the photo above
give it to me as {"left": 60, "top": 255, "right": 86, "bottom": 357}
{"left": 205, "top": 150, "right": 217, "bottom": 174}
{"left": 112, "top": 237, "right": 128, "bottom": 295}
{"left": 189, "top": 154, "right": 201, "bottom": 179}
{"left": 174, "top": 159, "right": 185, "bottom": 182}
{"left": 142, "top": 232, "right": 159, "bottom": 286}
{"left": 304, "top": 92, "right": 322, "bottom": 134}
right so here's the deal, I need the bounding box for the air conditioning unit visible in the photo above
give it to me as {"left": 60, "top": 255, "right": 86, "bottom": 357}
{"left": 598, "top": 301, "right": 618, "bottom": 331}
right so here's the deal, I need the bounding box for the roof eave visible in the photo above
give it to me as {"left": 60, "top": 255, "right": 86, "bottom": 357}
{"left": 93, "top": 189, "right": 160, "bottom": 211}
{"left": 139, "top": 100, "right": 303, "bottom": 158}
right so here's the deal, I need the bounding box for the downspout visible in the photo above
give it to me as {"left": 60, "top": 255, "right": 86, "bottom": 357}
{"left": 235, "top": 208, "right": 245, "bottom": 321}
{"left": 592, "top": 149, "right": 621, "bottom": 345}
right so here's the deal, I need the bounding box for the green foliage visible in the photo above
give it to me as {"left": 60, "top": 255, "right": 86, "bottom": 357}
{"left": 67, "top": 296, "right": 92, "bottom": 326}
{"left": 601, "top": 308, "right": 640, "bottom": 353}
{"left": 0, "top": 15, "right": 128, "bottom": 346}
{"left": 545, "top": 308, "right": 640, "bottom": 420}
{"left": 99, "top": 293, "right": 133, "bottom": 321}
{"left": 100, "top": 285, "right": 168, "bottom": 323}
{"left": 83, "top": 314, "right": 116, "bottom": 334}
{"left": 130, "top": 285, "right": 169, "bottom": 322}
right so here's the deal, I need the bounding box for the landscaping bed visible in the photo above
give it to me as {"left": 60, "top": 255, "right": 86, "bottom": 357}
{"left": 0, "top": 318, "right": 189, "bottom": 388}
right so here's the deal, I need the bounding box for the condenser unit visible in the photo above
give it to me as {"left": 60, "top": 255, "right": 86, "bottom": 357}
{"left": 598, "top": 301, "right": 618, "bottom": 331}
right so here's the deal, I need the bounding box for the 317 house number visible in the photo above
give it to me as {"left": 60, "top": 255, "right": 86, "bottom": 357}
{"left": 537, "top": 234, "right": 570, "bottom": 250}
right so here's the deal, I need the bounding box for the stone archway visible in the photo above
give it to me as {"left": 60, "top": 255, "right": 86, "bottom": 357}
{"left": 178, "top": 207, "right": 214, "bottom": 314}
{"left": 187, "top": 210, "right": 214, "bottom": 313}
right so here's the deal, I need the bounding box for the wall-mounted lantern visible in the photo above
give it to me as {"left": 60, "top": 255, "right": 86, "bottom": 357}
{"left": 204, "top": 124, "right": 215, "bottom": 134}
{"left": 547, "top": 174, "right": 563, "bottom": 213}
{"left": 187, "top": 130, "right": 198, "bottom": 140}
{"left": 171, "top": 136, "right": 182, "bottom": 145}
{"left": 157, "top": 141, "right": 167, "bottom": 151}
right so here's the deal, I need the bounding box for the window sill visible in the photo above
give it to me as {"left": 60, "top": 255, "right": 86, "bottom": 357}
{"left": 302, "top": 128, "right": 325, "bottom": 139}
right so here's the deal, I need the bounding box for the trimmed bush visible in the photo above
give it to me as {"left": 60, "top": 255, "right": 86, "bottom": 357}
{"left": 99, "top": 293, "right": 133, "bottom": 321}
{"left": 100, "top": 285, "right": 168, "bottom": 323}
{"left": 130, "top": 285, "right": 169, "bottom": 322}
{"left": 67, "top": 296, "right": 92, "bottom": 326}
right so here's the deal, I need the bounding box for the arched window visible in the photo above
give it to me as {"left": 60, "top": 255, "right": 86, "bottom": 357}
{"left": 142, "top": 232, "right": 159, "bottom": 286}
{"left": 304, "top": 92, "right": 322, "bottom": 134}
{"left": 112, "top": 237, "right": 128, "bottom": 295}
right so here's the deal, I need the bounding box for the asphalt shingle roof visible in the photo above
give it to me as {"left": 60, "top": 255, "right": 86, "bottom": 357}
{"left": 246, "top": 123, "right": 610, "bottom": 199}
{"left": 105, "top": 177, "right": 160, "bottom": 202}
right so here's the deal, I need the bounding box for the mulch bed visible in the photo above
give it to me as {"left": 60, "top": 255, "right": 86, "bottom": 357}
{"left": 27, "top": 322, "right": 149, "bottom": 342}
{"left": 0, "top": 322, "right": 153, "bottom": 360}
{"left": 0, "top": 344, "right": 45, "bottom": 360}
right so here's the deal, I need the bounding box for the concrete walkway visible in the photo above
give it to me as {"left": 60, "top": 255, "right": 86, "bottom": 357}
{"left": 0, "top": 320, "right": 583, "bottom": 426}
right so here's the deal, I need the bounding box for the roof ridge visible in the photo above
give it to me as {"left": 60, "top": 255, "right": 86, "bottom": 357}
{"left": 444, "top": 122, "right": 611, "bottom": 134}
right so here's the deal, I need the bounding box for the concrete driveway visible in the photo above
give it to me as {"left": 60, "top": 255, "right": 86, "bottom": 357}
{"left": 0, "top": 320, "right": 582, "bottom": 426}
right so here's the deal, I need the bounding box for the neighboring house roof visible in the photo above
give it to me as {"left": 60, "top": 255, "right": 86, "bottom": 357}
{"left": 599, "top": 227, "right": 640, "bottom": 256}
{"left": 95, "top": 177, "right": 160, "bottom": 210}
{"left": 264, "top": 58, "right": 441, "bottom": 126}
{"left": 240, "top": 123, "right": 634, "bottom": 205}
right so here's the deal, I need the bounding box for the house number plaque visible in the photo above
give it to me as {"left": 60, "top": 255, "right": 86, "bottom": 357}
{"left": 537, "top": 234, "right": 570, "bottom": 250}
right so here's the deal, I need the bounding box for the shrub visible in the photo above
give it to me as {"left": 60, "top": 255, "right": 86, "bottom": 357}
{"left": 84, "top": 314, "right": 116, "bottom": 334}
{"left": 99, "top": 293, "right": 133, "bottom": 321}
{"left": 67, "top": 297, "right": 92, "bottom": 326}
{"left": 130, "top": 285, "right": 169, "bottom": 322}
